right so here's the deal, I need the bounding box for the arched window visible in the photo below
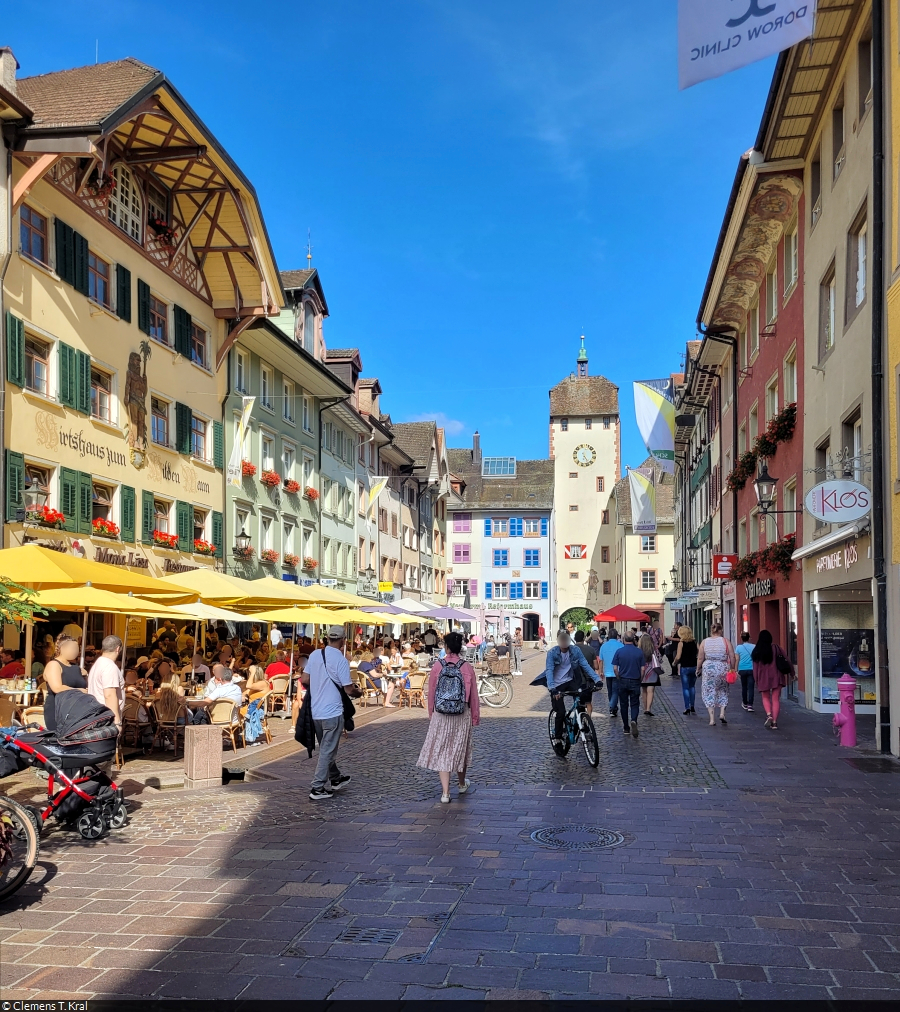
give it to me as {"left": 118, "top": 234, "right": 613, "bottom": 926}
{"left": 108, "top": 164, "right": 143, "bottom": 243}
{"left": 303, "top": 302, "right": 316, "bottom": 353}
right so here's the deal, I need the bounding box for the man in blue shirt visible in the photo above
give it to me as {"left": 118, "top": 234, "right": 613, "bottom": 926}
{"left": 544, "top": 630, "right": 600, "bottom": 754}
{"left": 598, "top": 629, "right": 622, "bottom": 718}
{"left": 613, "top": 630, "right": 645, "bottom": 738}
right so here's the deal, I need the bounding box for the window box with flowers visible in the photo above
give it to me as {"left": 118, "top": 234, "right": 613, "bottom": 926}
{"left": 152, "top": 530, "right": 179, "bottom": 549}
{"left": 25, "top": 505, "right": 65, "bottom": 529}
{"left": 87, "top": 170, "right": 116, "bottom": 202}
{"left": 193, "top": 538, "right": 216, "bottom": 556}
{"left": 283, "top": 479, "right": 301, "bottom": 495}
{"left": 92, "top": 518, "right": 120, "bottom": 540}
{"left": 233, "top": 544, "right": 255, "bottom": 562}
{"left": 724, "top": 403, "right": 798, "bottom": 493}
{"left": 302, "top": 556, "right": 318, "bottom": 571}
{"left": 260, "top": 470, "right": 281, "bottom": 488}
{"left": 303, "top": 486, "right": 319, "bottom": 501}
{"left": 148, "top": 215, "right": 177, "bottom": 249}
{"left": 283, "top": 553, "right": 300, "bottom": 568}
{"left": 241, "top": 460, "right": 257, "bottom": 478}
{"left": 260, "top": 548, "right": 279, "bottom": 564}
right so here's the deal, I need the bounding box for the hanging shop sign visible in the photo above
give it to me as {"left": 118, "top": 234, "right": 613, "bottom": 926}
{"left": 805, "top": 480, "right": 871, "bottom": 524}
{"left": 712, "top": 553, "right": 738, "bottom": 579}
{"left": 378, "top": 582, "right": 395, "bottom": 593}
{"left": 359, "top": 577, "right": 378, "bottom": 597}
{"left": 745, "top": 578, "right": 775, "bottom": 601}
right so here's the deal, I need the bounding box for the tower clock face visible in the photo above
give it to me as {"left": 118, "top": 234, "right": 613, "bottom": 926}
{"left": 573, "top": 444, "right": 596, "bottom": 467}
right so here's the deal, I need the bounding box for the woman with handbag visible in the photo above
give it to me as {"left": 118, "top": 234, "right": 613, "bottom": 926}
{"left": 697, "top": 622, "right": 736, "bottom": 726}
{"left": 750, "top": 629, "right": 793, "bottom": 730}
{"left": 638, "top": 632, "right": 661, "bottom": 716}
{"left": 673, "top": 625, "right": 698, "bottom": 714}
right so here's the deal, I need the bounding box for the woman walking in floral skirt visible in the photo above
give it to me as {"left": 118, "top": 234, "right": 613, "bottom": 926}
{"left": 417, "top": 631, "right": 480, "bottom": 803}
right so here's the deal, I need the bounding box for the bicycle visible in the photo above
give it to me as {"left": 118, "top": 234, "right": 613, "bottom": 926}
{"left": 478, "top": 672, "right": 513, "bottom": 708}
{"left": 0, "top": 794, "right": 40, "bottom": 902}
{"left": 546, "top": 685, "right": 601, "bottom": 767}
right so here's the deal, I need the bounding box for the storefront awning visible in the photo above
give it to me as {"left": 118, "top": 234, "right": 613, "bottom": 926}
{"left": 790, "top": 520, "right": 869, "bottom": 562}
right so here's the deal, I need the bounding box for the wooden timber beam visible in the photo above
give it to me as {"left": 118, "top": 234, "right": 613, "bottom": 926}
{"left": 215, "top": 312, "right": 266, "bottom": 370}
{"left": 125, "top": 145, "right": 206, "bottom": 166}
{"left": 171, "top": 191, "right": 215, "bottom": 260}
{"left": 12, "top": 154, "right": 62, "bottom": 212}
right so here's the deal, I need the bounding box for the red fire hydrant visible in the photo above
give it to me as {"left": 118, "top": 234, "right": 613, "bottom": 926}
{"left": 832, "top": 673, "right": 857, "bottom": 747}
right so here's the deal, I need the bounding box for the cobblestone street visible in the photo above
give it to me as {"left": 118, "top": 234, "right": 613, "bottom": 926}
{"left": 3, "top": 649, "right": 900, "bottom": 1001}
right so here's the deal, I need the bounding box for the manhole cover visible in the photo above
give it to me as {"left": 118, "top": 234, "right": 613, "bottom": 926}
{"left": 338, "top": 927, "right": 402, "bottom": 945}
{"left": 530, "top": 825, "right": 626, "bottom": 851}
{"left": 842, "top": 757, "right": 900, "bottom": 773}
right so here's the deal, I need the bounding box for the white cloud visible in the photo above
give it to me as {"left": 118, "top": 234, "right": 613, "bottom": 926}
{"left": 406, "top": 412, "right": 466, "bottom": 436}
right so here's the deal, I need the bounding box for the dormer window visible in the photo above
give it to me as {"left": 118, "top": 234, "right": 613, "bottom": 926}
{"left": 108, "top": 164, "right": 143, "bottom": 243}
{"left": 303, "top": 302, "right": 316, "bottom": 354}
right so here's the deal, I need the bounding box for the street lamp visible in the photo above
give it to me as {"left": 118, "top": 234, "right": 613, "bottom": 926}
{"left": 234, "top": 527, "right": 251, "bottom": 552}
{"left": 364, "top": 565, "right": 376, "bottom": 581}
{"left": 661, "top": 580, "right": 668, "bottom": 593}
{"left": 753, "top": 461, "right": 779, "bottom": 514}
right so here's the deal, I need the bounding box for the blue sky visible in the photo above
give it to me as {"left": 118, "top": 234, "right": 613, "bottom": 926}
{"left": 6, "top": 1, "right": 776, "bottom": 470}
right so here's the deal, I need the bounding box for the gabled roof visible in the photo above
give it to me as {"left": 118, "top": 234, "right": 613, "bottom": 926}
{"left": 392, "top": 421, "right": 437, "bottom": 469}
{"left": 611, "top": 459, "right": 675, "bottom": 527}
{"left": 549, "top": 375, "right": 619, "bottom": 417}
{"left": 447, "top": 457, "right": 555, "bottom": 511}
{"left": 280, "top": 268, "right": 328, "bottom": 316}
{"left": 448, "top": 448, "right": 475, "bottom": 475}
{"left": 326, "top": 348, "right": 359, "bottom": 360}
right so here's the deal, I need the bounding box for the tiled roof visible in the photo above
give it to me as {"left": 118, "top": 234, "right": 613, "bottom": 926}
{"left": 280, "top": 269, "right": 315, "bottom": 289}
{"left": 611, "top": 459, "right": 675, "bottom": 526}
{"left": 391, "top": 421, "right": 436, "bottom": 467}
{"left": 549, "top": 375, "right": 618, "bottom": 417}
{"left": 325, "top": 348, "right": 358, "bottom": 359}
{"left": 447, "top": 456, "right": 555, "bottom": 511}
{"left": 18, "top": 58, "right": 159, "bottom": 130}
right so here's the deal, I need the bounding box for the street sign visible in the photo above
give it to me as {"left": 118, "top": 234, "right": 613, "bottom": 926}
{"left": 805, "top": 479, "right": 871, "bottom": 523}
{"left": 712, "top": 553, "right": 738, "bottom": 579}
{"left": 378, "top": 581, "right": 394, "bottom": 593}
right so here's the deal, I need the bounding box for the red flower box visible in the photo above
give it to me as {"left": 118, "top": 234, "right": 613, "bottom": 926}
{"left": 283, "top": 479, "right": 301, "bottom": 494}
{"left": 260, "top": 470, "right": 281, "bottom": 488}
{"left": 194, "top": 538, "right": 216, "bottom": 556}
{"left": 92, "top": 518, "right": 120, "bottom": 539}
{"left": 152, "top": 530, "right": 179, "bottom": 549}
{"left": 283, "top": 553, "right": 300, "bottom": 567}
{"left": 241, "top": 460, "right": 257, "bottom": 478}
{"left": 260, "top": 548, "right": 279, "bottom": 563}
{"left": 303, "top": 486, "right": 319, "bottom": 501}
{"left": 303, "top": 556, "right": 318, "bottom": 570}
{"left": 25, "top": 505, "right": 65, "bottom": 529}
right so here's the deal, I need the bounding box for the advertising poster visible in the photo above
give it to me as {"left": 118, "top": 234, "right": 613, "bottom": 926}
{"left": 819, "top": 628, "right": 876, "bottom": 702}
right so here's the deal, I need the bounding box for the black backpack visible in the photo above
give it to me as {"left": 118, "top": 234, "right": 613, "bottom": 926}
{"left": 54, "top": 691, "right": 119, "bottom": 745}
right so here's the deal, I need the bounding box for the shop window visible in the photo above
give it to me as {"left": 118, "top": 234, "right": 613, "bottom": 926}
{"left": 151, "top": 397, "right": 169, "bottom": 447}
{"left": 155, "top": 499, "right": 171, "bottom": 533}
{"left": 191, "top": 323, "right": 208, "bottom": 369}
{"left": 191, "top": 415, "right": 207, "bottom": 460}
{"left": 150, "top": 295, "right": 168, "bottom": 346}
{"left": 92, "top": 482, "right": 114, "bottom": 522}
{"left": 20, "top": 205, "right": 48, "bottom": 265}
{"left": 90, "top": 367, "right": 112, "bottom": 422}
{"left": 25, "top": 335, "right": 50, "bottom": 396}
{"left": 88, "top": 251, "right": 111, "bottom": 307}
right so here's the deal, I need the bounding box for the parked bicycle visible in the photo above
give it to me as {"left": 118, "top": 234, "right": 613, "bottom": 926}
{"left": 478, "top": 672, "right": 513, "bottom": 708}
{"left": 546, "top": 686, "right": 600, "bottom": 767}
{"left": 0, "top": 794, "right": 39, "bottom": 901}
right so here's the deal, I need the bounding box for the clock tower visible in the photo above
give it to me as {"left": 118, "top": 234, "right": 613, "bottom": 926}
{"left": 549, "top": 338, "right": 620, "bottom": 628}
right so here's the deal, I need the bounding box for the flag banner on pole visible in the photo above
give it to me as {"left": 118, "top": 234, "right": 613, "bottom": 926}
{"left": 366, "top": 476, "right": 390, "bottom": 522}
{"left": 678, "top": 0, "right": 816, "bottom": 90}
{"left": 633, "top": 379, "right": 675, "bottom": 474}
{"left": 628, "top": 467, "right": 657, "bottom": 535}
{"left": 227, "top": 396, "right": 255, "bottom": 488}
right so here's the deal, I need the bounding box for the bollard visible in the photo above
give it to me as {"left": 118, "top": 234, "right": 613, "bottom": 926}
{"left": 832, "top": 672, "right": 857, "bottom": 747}
{"left": 184, "top": 724, "right": 222, "bottom": 789}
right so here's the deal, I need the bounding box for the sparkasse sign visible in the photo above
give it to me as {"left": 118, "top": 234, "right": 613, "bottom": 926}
{"left": 804, "top": 480, "right": 871, "bottom": 524}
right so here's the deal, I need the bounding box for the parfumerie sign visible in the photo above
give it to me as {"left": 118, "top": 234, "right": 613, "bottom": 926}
{"left": 816, "top": 540, "right": 859, "bottom": 574}
{"left": 745, "top": 578, "right": 775, "bottom": 601}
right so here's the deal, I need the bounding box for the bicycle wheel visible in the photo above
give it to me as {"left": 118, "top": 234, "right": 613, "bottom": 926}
{"left": 492, "top": 677, "right": 513, "bottom": 707}
{"left": 579, "top": 713, "right": 600, "bottom": 768}
{"left": 547, "top": 709, "right": 570, "bottom": 755}
{"left": 0, "top": 795, "right": 40, "bottom": 901}
{"left": 482, "top": 676, "right": 511, "bottom": 707}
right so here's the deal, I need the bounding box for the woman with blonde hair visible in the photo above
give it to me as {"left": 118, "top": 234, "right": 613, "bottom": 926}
{"left": 698, "top": 622, "right": 737, "bottom": 726}
{"left": 673, "top": 626, "right": 698, "bottom": 715}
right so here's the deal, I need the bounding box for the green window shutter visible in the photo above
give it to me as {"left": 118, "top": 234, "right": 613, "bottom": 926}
{"left": 211, "top": 510, "right": 223, "bottom": 559}
{"left": 76, "top": 351, "right": 91, "bottom": 415}
{"left": 5, "top": 450, "right": 24, "bottom": 521}
{"left": 116, "top": 264, "right": 131, "bottom": 322}
{"left": 59, "top": 468, "right": 78, "bottom": 532}
{"left": 174, "top": 305, "right": 191, "bottom": 357}
{"left": 55, "top": 218, "right": 75, "bottom": 287}
{"left": 58, "top": 343, "right": 76, "bottom": 407}
{"left": 73, "top": 232, "right": 89, "bottom": 296}
{"left": 5, "top": 312, "right": 24, "bottom": 387}
{"left": 212, "top": 420, "right": 224, "bottom": 469}
{"left": 77, "top": 470, "right": 93, "bottom": 535}
{"left": 120, "top": 485, "right": 136, "bottom": 543}
{"left": 175, "top": 402, "right": 192, "bottom": 455}
{"left": 176, "top": 500, "right": 193, "bottom": 553}
{"left": 141, "top": 489, "right": 155, "bottom": 542}
{"left": 137, "top": 279, "right": 151, "bottom": 335}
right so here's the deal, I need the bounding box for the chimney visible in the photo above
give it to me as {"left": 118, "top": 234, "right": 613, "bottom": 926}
{"left": 472, "top": 430, "right": 482, "bottom": 465}
{"left": 0, "top": 48, "right": 19, "bottom": 94}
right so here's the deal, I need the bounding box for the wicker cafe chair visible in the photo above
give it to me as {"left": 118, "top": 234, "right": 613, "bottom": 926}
{"left": 267, "top": 676, "right": 290, "bottom": 714}
{"left": 152, "top": 700, "right": 189, "bottom": 757}
{"left": 19, "top": 705, "right": 44, "bottom": 727}
{"left": 400, "top": 673, "right": 428, "bottom": 709}
{"left": 210, "top": 699, "right": 243, "bottom": 751}
{"left": 121, "top": 695, "right": 147, "bottom": 748}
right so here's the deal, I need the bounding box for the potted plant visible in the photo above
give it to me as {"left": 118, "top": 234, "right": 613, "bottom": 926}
{"left": 303, "top": 486, "right": 319, "bottom": 501}
{"left": 302, "top": 556, "right": 318, "bottom": 571}
{"left": 731, "top": 552, "right": 760, "bottom": 582}
{"left": 193, "top": 538, "right": 216, "bottom": 556}
{"left": 25, "top": 504, "right": 65, "bottom": 529}
{"left": 87, "top": 170, "right": 116, "bottom": 201}
{"left": 233, "top": 544, "right": 255, "bottom": 562}
{"left": 283, "top": 478, "right": 301, "bottom": 494}
{"left": 283, "top": 553, "right": 300, "bottom": 568}
{"left": 152, "top": 530, "right": 179, "bottom": 549}
{"left": 759, "top": 532, "right": 796, "bottom": 578}
{"left": 260, "top": 548, "right": 279, "bottom": 564}
{"left": 241, "top": 460, "right": 257, "bottom": 478}
{"left": 148, "top": 215, "right": 177, "bottom": 249}
{"left": 92, "top": 517, "right": 120, "bottom": 539}
{"left": 260, "top": 469, "right": 281, "bottom": 488}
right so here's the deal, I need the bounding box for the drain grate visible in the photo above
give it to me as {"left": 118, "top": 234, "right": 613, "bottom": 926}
{"left": 842, "top": 757, "right": 900, "bottom": 773}
{"left": 337, "top": 926, "right": 402, "bottom": 945}
{"left": 530, "top": 825, "right": 626, "bottom": 851}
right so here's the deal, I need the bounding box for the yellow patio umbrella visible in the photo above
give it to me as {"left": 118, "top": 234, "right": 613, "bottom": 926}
{"left": 249, "top": 605, "right": 345, "bottom": 624}
{"left": 326, "top": 609, "right": 422, "bottom": 624}
{"left": 159, "top": 569, "right": 303, "bottom": 608}
{"left": 0, "top": 544, "right": 196, "bottom": 602}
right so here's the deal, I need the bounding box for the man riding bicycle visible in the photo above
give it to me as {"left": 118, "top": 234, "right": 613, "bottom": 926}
{"left": 544, "top": 630, "right": 601, "bottom": 754}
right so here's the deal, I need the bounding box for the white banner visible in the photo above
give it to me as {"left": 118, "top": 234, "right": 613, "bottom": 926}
{"left": 678, "top": 0, "right": 816, "bottom": 90}
{"left": 628, "top": 468, "right": 657, "bottom": 535}
{"left": 634, "top": 379, "right": 675, "bottom": 475}
{"left": 366, "top": 476, "right": 389, "bottom": 522}
{"left": 227, "top": 396, "right": 255, "bottom": 489}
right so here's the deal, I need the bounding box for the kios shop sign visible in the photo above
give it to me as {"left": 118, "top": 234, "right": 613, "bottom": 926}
{"left": 805, "top": 480, "right": 870, "bottom": 523}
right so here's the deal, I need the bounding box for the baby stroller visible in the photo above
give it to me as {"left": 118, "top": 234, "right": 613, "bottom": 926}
{"left": 0, "top": 691, "right": 127, "bottom": 840}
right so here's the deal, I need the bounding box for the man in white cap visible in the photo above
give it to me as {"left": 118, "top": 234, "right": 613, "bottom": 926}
{"left": 306, "top": 626, "right": 357, "bottom": 800}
